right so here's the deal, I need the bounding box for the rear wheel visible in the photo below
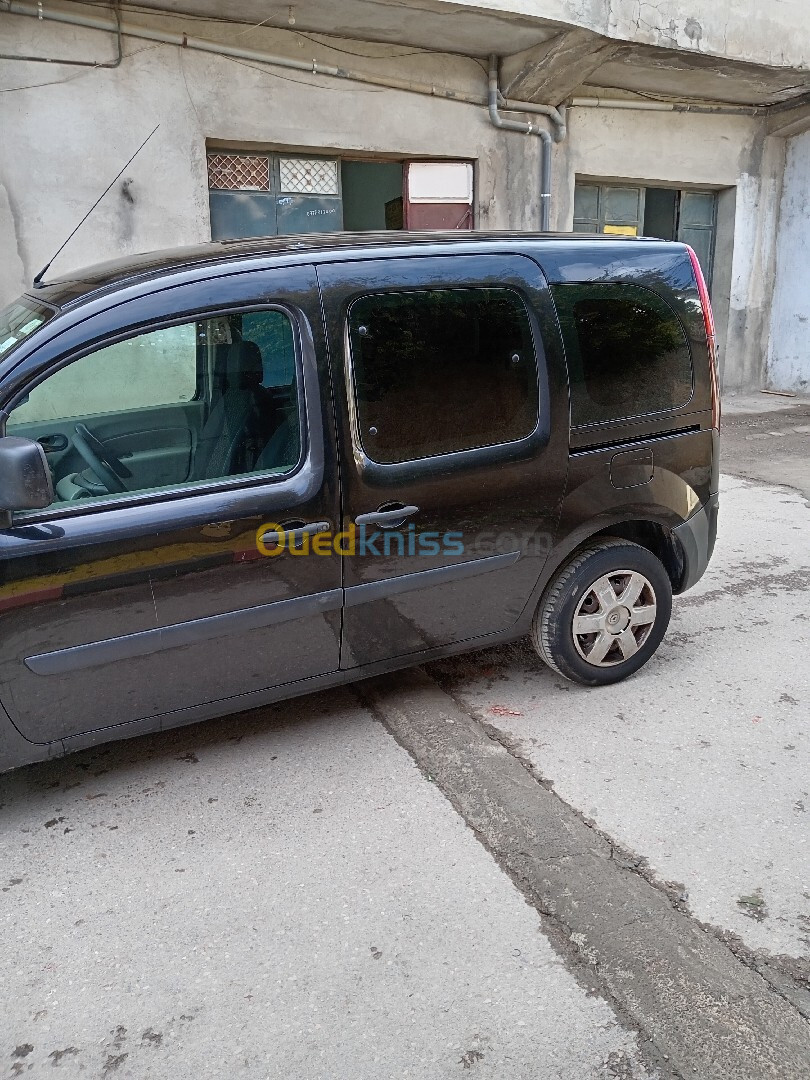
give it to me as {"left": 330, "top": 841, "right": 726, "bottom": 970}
{"left": 532, "top": 539, "right": 672, "bottom": 686}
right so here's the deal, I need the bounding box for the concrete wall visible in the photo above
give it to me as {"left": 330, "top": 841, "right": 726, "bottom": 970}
{"left": 0, "top": 6, "right": 792, "bottom": 392}
{"left": 767, "top": 130, "right": 810, "bottom": 393}
{"left": 0, "top": 7, "right": 541, "bottom": 303}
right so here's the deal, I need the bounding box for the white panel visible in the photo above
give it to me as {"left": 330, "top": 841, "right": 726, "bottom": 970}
{"left": 407, "top": 162, "right": 473, "bottom": 204}
{"left": 767, "top": 129, "right": 810, "bottom": 392}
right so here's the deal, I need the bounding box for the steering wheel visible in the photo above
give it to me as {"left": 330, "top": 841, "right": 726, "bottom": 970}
{"left": 72, "top": 423, "right": 133, "bottom": 494}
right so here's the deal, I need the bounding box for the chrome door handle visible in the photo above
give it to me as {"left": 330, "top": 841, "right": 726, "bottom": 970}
{"left": 259, "top": 520, "right": 330, "bottom": 546}
{"left": 354, "top": 505, "right": 419, "bottom": 529}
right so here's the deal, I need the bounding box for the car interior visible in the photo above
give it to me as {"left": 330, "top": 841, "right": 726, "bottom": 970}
{"left": 5, "top": 310, "right": 301, "bottom": 508}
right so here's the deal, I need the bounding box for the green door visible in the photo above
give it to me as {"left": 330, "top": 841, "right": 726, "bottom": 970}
{"left": 573, "top": 184, "right": 644, "bottom": 235}
{"left": 677, "top": 191, "right": 716, "bottom": 284}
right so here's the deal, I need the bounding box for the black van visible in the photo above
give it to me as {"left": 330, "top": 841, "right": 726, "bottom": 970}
{"left": 0, "top": 232, "right": 719, "bottom": 771}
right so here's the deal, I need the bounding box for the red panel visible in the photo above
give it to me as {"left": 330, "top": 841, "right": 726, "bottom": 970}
{"left": 404, "top": 203, "right": 473, "bottom": 230}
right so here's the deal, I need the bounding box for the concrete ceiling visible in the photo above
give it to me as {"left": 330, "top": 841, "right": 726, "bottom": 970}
{"left": 588, "top": 47, "right": 810, "bottom": 107}
{"left": 108, "top": 0, "right": 809, "bottom": 106}
{"left": 500, "top": 26, "right": 809, "bottom": 107}
{"left": 113, "top": 0, "right": 562, "bottom": 57}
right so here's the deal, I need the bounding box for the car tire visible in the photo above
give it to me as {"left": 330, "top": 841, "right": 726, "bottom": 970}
{"left": 531, "top": 539, "right": 672, "bottom": 686}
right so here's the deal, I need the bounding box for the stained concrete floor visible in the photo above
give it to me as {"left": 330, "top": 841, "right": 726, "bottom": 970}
{"left": 0, "top": 692, "right": 655, "bottom": 1080}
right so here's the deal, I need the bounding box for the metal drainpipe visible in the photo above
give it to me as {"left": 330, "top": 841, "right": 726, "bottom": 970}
{"left": 0, "top": 0, "right": 123, "bottom": 69}
{"left": 4, "top": 0, "right": 564, "bottom": 128}
{"left": 504, "top": 98, "right": 567, "bottom": 140}
{"left": 488, "top": 55, "right": 555, "bottom": 231}
{"left": 570, "top": 96, "right": 762, "bottom": 117}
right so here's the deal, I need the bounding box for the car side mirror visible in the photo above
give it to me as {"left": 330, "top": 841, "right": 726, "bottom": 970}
{"left": 0, "top": 435, "right": 54, "bottom": 523}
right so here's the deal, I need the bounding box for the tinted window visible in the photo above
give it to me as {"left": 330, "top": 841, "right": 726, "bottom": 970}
{"left": 551, "top": 283, "right": 693, "bottom": 427}
{"left": 348, "top": 288, "right": 538, "bottom": 463}
{"left": 242, "top": 310, "right": 296, "bottom": 387}
{"left": 7, "top": 309, "right": 301, "bottom": 510}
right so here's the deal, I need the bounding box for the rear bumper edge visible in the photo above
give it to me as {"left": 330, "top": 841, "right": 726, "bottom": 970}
{"left": 672, "top": 492, "right": 719, "bottom": 593}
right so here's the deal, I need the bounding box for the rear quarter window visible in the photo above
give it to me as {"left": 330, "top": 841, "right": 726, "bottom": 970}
{"left": 551, "top": 282, "right": 693, "bottom": 427}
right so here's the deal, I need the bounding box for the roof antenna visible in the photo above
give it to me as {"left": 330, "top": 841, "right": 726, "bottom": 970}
{"left": 32, "top": 124, "right": 160, "bottom": 288}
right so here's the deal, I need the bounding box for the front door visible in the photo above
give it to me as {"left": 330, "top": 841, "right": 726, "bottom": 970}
{"left": 0, "top": 265, "right": 341, "bottom": 746}
{"left": 318, "top": 253, "right": 567, "bottom": 669}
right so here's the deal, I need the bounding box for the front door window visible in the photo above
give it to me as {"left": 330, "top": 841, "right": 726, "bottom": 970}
{"left": 7, "top": 309, "right": 301, "bottom": 508}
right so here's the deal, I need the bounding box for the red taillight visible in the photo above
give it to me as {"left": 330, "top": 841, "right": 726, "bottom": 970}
{"left": 686, "top": 245, "right": 720, "bottom": 432}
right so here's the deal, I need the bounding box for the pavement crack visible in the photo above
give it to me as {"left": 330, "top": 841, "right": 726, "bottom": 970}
{"left": 461, "top": 684, "right": 810, "bottom": 1013}
{"left": 360, "top": 668, "right": 810, "bottom": 1080}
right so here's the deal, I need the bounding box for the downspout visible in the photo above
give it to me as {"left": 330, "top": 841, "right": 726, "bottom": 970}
{"left": 504, "top": 99, "right": 567, "bottom": 140}
{"left": 488, "top": 55, "right": 556, "bottom": 231}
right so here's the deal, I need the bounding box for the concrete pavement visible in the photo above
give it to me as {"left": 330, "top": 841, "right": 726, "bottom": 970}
{"left": 1, "top": 691, "right": 654, "bottom": 1079}
{"left": 428, "top": 474, "right": 809, "bottom": 961}
{"left": 720, "top": 394, "right": 810, "bottom": 498}
{"left": 363, "top": 664, "right": 810, "bottom": 1080}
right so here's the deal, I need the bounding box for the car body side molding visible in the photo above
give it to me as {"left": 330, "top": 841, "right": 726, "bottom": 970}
{"left": 25, "top": 552, "right": 519, "bottom": 676}
{"left": 25, "top": 588, "right": 344, "bottom": 676}
{"left": 343, "top": 550, "right": 520, "bottom": 608}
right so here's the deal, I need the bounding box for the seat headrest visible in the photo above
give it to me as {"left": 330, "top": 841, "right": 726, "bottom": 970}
{"left": 226, "top": 340, "right": 264, "bottom": 390}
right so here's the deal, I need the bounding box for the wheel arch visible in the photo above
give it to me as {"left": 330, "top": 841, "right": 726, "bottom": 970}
{"left": 522, "top": 511, "right": 689, "bottom": 632}
{"left": 583, "top": 519, "right": 686, "bottom": 594}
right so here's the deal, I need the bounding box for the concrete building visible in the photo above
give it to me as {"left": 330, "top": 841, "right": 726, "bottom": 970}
{"left": 1, "top": 0, "right": 808, "bottom": 393}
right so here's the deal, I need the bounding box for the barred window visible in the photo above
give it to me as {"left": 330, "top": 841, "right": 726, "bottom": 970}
{"left": 278, "top": 157, "right": 339, "bottom": 195}
{"left": 207, "top": 153, "right": 270, "bottom": 191}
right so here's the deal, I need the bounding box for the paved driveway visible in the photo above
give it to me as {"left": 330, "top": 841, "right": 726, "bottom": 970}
{"left": 0, "top": 690, "right": 653, "bottom": 1079}
{"left": 429, "top": 473, "right": 809, "bottom": 960}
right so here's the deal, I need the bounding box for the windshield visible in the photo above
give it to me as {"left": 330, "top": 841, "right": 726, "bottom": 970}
{"left": 0, "top": 296, "right": 56, "bottom": 361}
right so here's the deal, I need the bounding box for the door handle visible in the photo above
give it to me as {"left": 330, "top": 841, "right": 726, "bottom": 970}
{"left": 259, "top": 520, "right": 330, "bottom": 547}
{"left": 37, "top": 433, "right": 69, "bottom": 453}
{"left": 355, "top": 504, "right": 419, "bottom": 529}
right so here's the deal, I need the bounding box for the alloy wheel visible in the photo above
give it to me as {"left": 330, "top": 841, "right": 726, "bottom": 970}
{"left": 572, "top": 570, "right": 657, "bottom": 667}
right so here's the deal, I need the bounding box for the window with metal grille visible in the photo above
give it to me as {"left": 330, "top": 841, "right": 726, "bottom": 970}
{"left": 207, "top": 153, "right": 270, "bottom": 191}
{"left": 279, "top": 157, "right": 339, "bottom": 195}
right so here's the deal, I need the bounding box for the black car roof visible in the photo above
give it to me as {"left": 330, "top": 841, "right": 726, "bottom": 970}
{"left": 29, "top": 230, "right": 664, "bottom": 311}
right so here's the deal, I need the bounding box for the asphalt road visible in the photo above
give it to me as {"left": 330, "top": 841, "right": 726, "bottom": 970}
{"left": 1, "top": 398, "right": 808, "bottom": 1079}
